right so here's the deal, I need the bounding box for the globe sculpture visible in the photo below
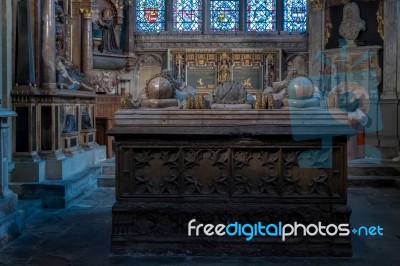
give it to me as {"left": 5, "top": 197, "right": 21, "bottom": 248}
{"left": 286, "top": 76, "right": 315, "bottom": 100}
{"left": 146, "top": 76, "right": 173, "bottom": 99}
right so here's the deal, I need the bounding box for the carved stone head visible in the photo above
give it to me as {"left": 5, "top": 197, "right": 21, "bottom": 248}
{"left": 339, "top": 2, "right": 366, "bottom": 46}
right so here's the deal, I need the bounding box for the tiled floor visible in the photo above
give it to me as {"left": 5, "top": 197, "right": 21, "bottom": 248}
{"left": 0, "top": 187, "right": 399, "bottom": 265}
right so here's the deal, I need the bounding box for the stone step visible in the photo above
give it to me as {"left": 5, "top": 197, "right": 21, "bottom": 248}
{"left": 348, "top": 175, "right": 398, "bottom": 188}
{"left": 348, "top": 160, "right": 400, "bottom": 188}
{"left": 348, "top": 166, "right": 400, "bottom": 177}
{"left": 10, "top": 166, "right": 101, "bottom": 209}
{"left": 102, "top": 164, "right": 115, "bottom": 176}
{"left": 97, "top": 174, "right": 115, "bottom": 187}
{"left": 97, "top": 157, "right": 115, "bottom": 188}
{"left": 17, "top": 199, "right": 42, "bottom": 218}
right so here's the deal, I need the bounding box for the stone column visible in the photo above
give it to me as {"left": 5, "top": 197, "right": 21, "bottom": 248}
{"left": 397, "top": 0, "right": 400, "bottom": 157}
{"left": 308, "top": 0, "right": 324, "bottom": 77}
{"left": 382, "top": 0, "right": 398, "bottom": 99}
{"left": 0, "top": 111, "right": 17, "bottom": 198}
{"left": 15, "top": 0, "right": 36, "bottom": 86}
{"left": 379, "top": 0, "right": 399, "bottom": 153}
{"left": 41, "top": 0, "right": 57, "bottom": 89}
{"left": 125, "top": 1, "right": 137, "bottom": 70}
{"left": 0, "top": 0, "right": 24, "bottom": 247}
{"left": 80, "top": 8, "right": 93, "bottom": 77}
{"left": 2, "top": 0, "right": 14, "bottom": 169}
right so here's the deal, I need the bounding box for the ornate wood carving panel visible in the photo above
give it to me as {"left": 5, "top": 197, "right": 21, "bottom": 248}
{"left": 232, "top": 149, "right": 279, "bottom": 196}
{"left": 183, "top": 149, "right": 229, "bottom": 195}
{"left": 116, "top": 145, "right": 346, "bottom": 200}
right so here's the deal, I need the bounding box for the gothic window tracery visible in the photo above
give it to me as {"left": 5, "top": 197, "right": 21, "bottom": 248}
{"left": 283, "top": 0, "right": 307, "bottom": 32}
{"left": 136, "top": 0, "right": 166, "bottom": 32}
{"left": 173, "top": 0, "right": 203, "bottom": 32}
{"left": 134, "top": 0, "right": 307, "bottom": 33}
{"left": 247, "top": 0, "right": 276, "bottom": 32}
{"left": 210, "top": 0, "right": 240, "bottom": 32}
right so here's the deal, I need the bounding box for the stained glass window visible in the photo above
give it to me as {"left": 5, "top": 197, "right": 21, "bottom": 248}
{"left": 136, "top": 0, "right": 165, "bottom": 32}
{"left": 210, "top": 0, "right": 239, "bottom": 32}
{"left": 246, "top": 0, "right": 276, "bottom": 32}
{"left": 283, "top": 0, "right": 307, "bottom": 32}
{"left": 173, "top": 0, "right": 202, "bottom": 32}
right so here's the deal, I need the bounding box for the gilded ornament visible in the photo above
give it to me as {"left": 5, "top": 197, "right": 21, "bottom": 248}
{"left": 79, "top": 8, "right": 93, "bottom": 19}
{"left": 376, "top": 0, "right": 384, "bottom": 40}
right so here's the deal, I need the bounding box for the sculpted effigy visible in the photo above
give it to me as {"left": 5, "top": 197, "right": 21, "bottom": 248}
{"left": 97, "top": 8, "right": 121, "bottom": 54}
{"left": 263, "top": 58, "right": 322, "bottom": 109}
{"left": 339, "top": 2, "right": 366, "bottom": 46}
{"left": 137, "top": 69, "right": 196, "bottom": 108}
{"left": 56, "top": 60, "right": 93, "bottom": 91}
{"left": 55, "top": 1, "right": 65, "bottom": 55}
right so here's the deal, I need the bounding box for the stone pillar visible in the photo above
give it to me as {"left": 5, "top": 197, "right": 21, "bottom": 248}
{"left": 0, "top": 0, "right": 25, "bottom": 247}
{"left": 379, "top": 0, "right": 399, "bottom": 153}
{"left": 15, "top": 0, "right": 36, "bottom": 86}
{"left": 0, "top": 111, "right": 17, "bottom": 198}
{"left": 41, "top": 0, "right": 57, "bottom": 89}
{"left": 2, "top": 0, "right": 14, "bottom": 173}
{"left": 124, "top": 1, "right": 137, "bottom": 70}
{"left": 382, "top": 0, "right": 398, "bottom": 99}
{"left": 80, "top": 8, "right": 93, "bottom": 77}
{"left": 397, "top": 0, "right": 400, "bottom": 156}
{"left": 308, "top": 0, "right": 324, "bottom": 77}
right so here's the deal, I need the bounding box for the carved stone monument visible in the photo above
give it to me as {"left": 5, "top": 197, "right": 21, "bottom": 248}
{"left": 109, "top": 108, "right": 354, "bottom": 256}
{"left": 339, "top": 2, "right": 366, "bottom": 47}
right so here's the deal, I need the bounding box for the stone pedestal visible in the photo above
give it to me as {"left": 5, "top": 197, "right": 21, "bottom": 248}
{"left": 323, "top": 46, "right": 382, "bottom": 159}
{"left": 80, "top": 129, "right": 96, "bottom": 149}
{"left": 11, "top": 88, "right": 106, "bottom": 207}
{"left": 108, "top": 109, "right": 354, "bottom": 256}
{"left": 61, "top": 132, "right": 79, "bottom": 154}
{"left": 0, "top": 109, "right": 25, "bottom": 247}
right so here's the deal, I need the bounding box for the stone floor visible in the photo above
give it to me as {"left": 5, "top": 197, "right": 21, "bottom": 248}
{"left": 0, "top": 187, "right": 399, "bottom": 266}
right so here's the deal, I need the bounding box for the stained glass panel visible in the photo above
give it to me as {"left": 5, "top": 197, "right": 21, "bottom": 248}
{"left": 173, "top": 0, "right": 202, "bottom": 32}
{"left": 136, "top": 0, "right": 165, "bottom": 32}
{"left": 246, "top": 0, "right": 276, "bottom": 32}
{"left": 210, "top": 0, "right": 239, "bottom": 32}
{"left": 283, "top": 0, "right": 307, "bottom": 32}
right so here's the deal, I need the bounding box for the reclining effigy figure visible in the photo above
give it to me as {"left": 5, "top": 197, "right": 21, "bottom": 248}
{"left": 137, "top": 69, "right": 196, "bottom": 108}
{"left": 206, "top": 80, "right": 255, "bottom": 109}
{"left": 263, "top": 68, "right": 322, "bottom": 109}
{"left": 56, "top": 60, "right": 93, "bottom": 91}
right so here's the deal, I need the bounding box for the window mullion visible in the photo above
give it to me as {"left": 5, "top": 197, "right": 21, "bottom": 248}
{"left": 276, "top": 0, "right": 283, "bottom": 32}
{"left": 240, "top": 0, "right": 246, "bottom": 32}
{"left": 203, "top": 0, "right": 210, "bottom": 33}
{"left": 166, "top": 0, "right": 173, "bottom": 32}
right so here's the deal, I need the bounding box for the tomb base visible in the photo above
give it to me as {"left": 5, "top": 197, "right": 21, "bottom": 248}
{"left": 108, "top": 109, "right": 354, "bottom": 256}
{"left": 10, "top": 146, "right": 106, "bottom": 208}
